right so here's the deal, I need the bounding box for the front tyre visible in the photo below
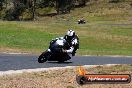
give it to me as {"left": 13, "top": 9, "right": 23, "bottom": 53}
{"left": 38, "top": 51, "right": 48, "bottom": 63}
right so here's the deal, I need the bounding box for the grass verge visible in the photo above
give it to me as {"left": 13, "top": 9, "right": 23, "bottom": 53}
{"left": 0, "top": 0, "right": 132, "bottom": 56}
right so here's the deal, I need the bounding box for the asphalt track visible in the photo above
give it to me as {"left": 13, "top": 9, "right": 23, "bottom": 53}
{"left": 0, "top": 54, "right": 132, "bottom": 71}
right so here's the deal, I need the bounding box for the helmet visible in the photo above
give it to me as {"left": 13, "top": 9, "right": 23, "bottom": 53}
{"left": 67, "top": 30, "right": 75, "bottom": 37}
{"left": 64, "top": 30, "right": 75, "bottom": 42}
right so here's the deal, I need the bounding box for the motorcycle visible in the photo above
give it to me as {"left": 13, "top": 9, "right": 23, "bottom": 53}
{"left": 38, "top": 38, "right": 71, "bottom": 63}
{"left": 78, "top": 19, "right": 86, "bottom": 24}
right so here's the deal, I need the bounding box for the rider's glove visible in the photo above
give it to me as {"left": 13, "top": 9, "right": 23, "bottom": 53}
{"left": 62, "top": 49, "right": 67, "bottom": 53}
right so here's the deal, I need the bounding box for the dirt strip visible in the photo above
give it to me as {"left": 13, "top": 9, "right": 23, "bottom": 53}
{"left": 0, "top": 64, "right": 132, "bottom": 88}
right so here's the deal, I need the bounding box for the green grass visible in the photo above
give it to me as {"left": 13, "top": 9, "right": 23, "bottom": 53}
{"left": 0, "top": 22, "right": 56, "bottom": 53}
{"left": 0, "top": 0, "right": 132, "bottom": 55}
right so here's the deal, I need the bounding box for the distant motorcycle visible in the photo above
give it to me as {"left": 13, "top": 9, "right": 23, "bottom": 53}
{"left": 38, "top": 39, "right": 71, "bottom": 63}
{"left": 78, "top": 19, "right": 86, "bottom": 24}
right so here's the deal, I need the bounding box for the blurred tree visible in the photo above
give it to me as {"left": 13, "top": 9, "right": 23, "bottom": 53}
{"left": 1, "top": 0, "right": 91, "bottom": 20}
{"left": 31, "top": 0, "right": 36, "bottom": 20}
{"left": 56, "top": 0, "right": 74, "bottom": 14}
{"left": 0, "top": 0, "right": 5, "bottom": 10}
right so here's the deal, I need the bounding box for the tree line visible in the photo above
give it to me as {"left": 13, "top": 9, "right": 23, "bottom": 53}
{"left": 0, "top": 0, "right": 126, "bottom": 21}
{"left": 0, "top": 0, "right": 90, "bottom": 20}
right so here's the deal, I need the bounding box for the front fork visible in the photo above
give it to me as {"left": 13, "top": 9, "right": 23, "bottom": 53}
{"left": 45, "top": 50, "right": 52, "bottom": 59}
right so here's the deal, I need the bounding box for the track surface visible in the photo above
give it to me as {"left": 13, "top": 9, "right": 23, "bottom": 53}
{"left": 0, "top": 54, "right": 132, "bottom": 71}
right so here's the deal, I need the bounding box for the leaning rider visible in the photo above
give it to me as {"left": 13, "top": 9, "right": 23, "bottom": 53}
{"left": 48, "top": 29, "right": 79, "bottom": 56}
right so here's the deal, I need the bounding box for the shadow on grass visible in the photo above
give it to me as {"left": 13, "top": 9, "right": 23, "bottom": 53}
{"left": 38, "top": 13, "right": 58, "bottom": 17}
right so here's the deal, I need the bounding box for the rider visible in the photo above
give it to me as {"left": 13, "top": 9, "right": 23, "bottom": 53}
{"left": 48, "top": 30, "right": 79, "bottom": 56}
{"left": 63, "top": 30, "right": 79, "bottom": 56}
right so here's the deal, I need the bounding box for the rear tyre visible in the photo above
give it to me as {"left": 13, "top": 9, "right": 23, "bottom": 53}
{"left": 38, "top": 52, "right": 48, "bottom": 63}
{"left": 58, "top": 60, "right": 65, "bottom": 63}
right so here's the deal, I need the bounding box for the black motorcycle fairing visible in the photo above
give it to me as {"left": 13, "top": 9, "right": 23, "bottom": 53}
{"left": 48, "top": 39, "right": 71, "bottom": 61}
{"left": 38, "top": 38, "right": 71, "bottom": 63}
{"left": 50, "top": 39, "right": 70, "bottom": 53}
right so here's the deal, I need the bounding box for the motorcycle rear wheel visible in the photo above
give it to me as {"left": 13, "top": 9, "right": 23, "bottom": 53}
{"left": 58, "top": 60, "right": 65, "bottom": 63}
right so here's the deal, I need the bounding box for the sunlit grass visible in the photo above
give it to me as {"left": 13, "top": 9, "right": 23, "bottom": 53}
{"left": 0, "top": 0, "right": 132, "bottom": 55}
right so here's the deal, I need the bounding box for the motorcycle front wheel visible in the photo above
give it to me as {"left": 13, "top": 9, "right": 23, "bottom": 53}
{"left": 38, "top": 51, "right": 48, "bottom": 63}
